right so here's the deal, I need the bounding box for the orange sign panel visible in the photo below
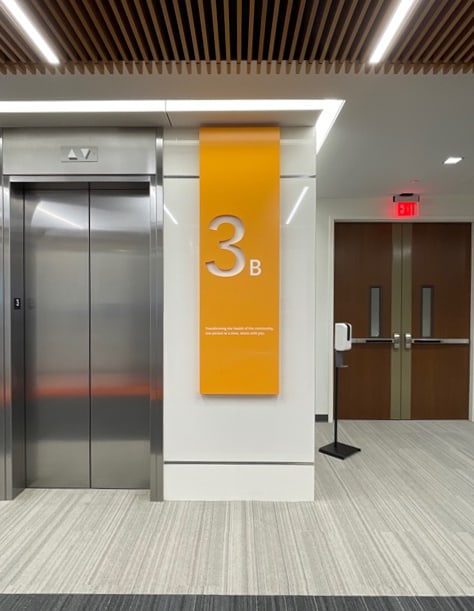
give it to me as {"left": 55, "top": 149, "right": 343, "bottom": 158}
{"left": 200, "top": 127, "right": 280, "bottom": 395}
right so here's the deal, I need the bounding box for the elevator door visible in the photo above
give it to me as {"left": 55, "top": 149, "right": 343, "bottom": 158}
{"left": 334, "top": 223, "right": 470, "bottom": 419}
{"left": 24, "top": 184, "right": 150, "bottom": 488}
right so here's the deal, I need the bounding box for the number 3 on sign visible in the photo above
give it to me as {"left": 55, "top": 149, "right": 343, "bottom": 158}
{"left": 205, "top": 215, "right": 262, "bottom": 277}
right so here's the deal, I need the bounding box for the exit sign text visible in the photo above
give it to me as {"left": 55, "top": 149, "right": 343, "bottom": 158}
{"left": 396, "top": 201, "right": 419, "bottom": 218}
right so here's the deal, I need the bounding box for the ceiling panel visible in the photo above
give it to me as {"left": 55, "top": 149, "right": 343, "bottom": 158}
{"left": 0, "top": 0, "right": 472, "bottom": 75}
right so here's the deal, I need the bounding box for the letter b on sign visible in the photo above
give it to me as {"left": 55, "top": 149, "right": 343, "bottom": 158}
{"left": 250, "top": 259, "right": 262, "bottom": 276}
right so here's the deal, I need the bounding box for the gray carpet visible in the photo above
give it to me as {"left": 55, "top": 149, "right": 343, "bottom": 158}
{"left": 0, "top": 422, "right": 472, "bottom": 596}
{"left": 0, "top": 595, "right": 472, "bottom": 610}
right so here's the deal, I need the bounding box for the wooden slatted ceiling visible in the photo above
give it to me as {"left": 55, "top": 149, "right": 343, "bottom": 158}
{"left": 0, "top": 0, "right": 472, "bottom": 75}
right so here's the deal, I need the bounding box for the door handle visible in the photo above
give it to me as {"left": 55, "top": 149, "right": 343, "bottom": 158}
{"left": 352, "top": 336, "right": 399, "bottom": 349}
{"left": 404, "top": 332, "right": 412, "bottom": 350}
{"left": 411, "top": 338, "right": 469, "bottom": 345}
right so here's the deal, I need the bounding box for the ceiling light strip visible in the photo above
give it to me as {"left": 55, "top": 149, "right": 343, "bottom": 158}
{"left": 315, "top": 100, "right": 345, "bottom": 154}
{"left": 1, "top": 0, "right": 60, "bottom": 64}
{"left": 0, "top": 98, "right": 345, "bottom": 154}
{"left": 286, "top": 186, "right": 309, "bottom": 225}
{"left": 0, "top": 100, "right": 166, "bottom": 113}
{"left": 166, "top": 99, "right": 329, "bottom": 112}
{"left": 166, "top": 99, "right": 345, "bottom": 153}
{"left": 369, "top": 0, "right": 419, "bottom": 64}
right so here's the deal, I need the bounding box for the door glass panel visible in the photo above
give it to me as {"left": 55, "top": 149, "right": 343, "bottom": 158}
{"left": 421, "top": 286, "right": 433, "bottom": 337}
{"left": 370, "top": 286, "right": 381, "bottom": 337}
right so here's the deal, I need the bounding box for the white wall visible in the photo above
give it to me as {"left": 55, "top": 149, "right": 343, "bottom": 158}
{"left": 162, "top": 127, "right": 317, "bottom": 501}
{"left": 315, "top": 193, "right": 474, "bottom": 422}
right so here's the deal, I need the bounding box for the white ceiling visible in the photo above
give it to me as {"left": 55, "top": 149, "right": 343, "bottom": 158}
{"left": 1, "top": 66, "right": 473, "bottom": 201}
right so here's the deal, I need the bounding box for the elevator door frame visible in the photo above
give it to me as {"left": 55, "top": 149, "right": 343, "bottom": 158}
{"left": 3, "top": 174, "right": 163, "bottom": 500}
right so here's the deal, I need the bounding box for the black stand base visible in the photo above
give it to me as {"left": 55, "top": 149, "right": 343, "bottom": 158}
{"left": 319, "top": 442, "right": 361, "bottom": 460}
{"left": 318, "top": 349, "right": 361, "bottom": 460}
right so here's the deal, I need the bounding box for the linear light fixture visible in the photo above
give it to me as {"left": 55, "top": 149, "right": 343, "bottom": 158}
{"left": 166, "top": 99, "right": 345, "bottom": 154}
{"left": 368, "top": 0, "right": 419, "bottom": 64}
{"left": 166, "top": 99, "right": 331, "bottom": 112}
{"left": 314, "top": 100, "right": 344, "bottom": 154}
{"left": 0, "top": 0, "right": 60, "bottom": 64}
{"left": 444, "top": 156, "right": 463, "bottom": 165}
{"left": 0, "top": 98, "right": 344, "bottom": 153}
{"left": 286, "top": 186, "right": 309, "bottom": 225}
{"left": 0, "top": 100, "right": 166, "bottom": 113}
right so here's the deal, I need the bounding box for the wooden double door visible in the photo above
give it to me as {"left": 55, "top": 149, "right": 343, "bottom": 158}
{"left": 334, "top": 223, "right": 471, "bottom": 419}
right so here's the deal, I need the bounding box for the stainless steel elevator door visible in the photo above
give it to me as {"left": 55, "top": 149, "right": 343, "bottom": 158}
{"left": 25, "top": 187, "right": 90, "bottom": 487}
{"left": 24, "top": 184, "right": 150, "bottom": 489}
{"left": 90, "top": 186, "right": 150, "bottom": 488}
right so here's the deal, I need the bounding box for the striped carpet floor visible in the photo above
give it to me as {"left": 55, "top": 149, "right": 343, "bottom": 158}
{"left": 0, "top": 421, "right": 472, "bottom": 599}
{"left": 0, "top": 594, "right": 472, "bottom": 610}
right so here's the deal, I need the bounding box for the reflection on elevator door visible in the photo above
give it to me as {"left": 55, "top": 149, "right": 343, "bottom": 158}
{"left": 24, "top": 185, "right": 150, "bottom": 488}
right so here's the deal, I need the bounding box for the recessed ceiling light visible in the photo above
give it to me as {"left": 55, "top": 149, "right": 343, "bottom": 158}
{"left": 0, "top": 0, "right": 60, "bottom": 64}
{"left": 444, "top": 157, "right": 463, "bottom": 165}
{"left": 369, "top": 0, "right": 419, "bottom": 64}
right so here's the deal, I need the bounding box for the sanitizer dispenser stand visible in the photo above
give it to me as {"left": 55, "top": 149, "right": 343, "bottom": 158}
{"left": 319, "top": 323, "right": 361, "bottom": 460}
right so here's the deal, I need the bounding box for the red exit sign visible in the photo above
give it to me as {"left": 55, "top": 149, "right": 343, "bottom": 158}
{"left": 396, "top": 201, "right": 419, "bottom": 217}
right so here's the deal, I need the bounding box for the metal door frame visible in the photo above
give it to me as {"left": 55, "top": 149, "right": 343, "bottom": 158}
{"left": 1, "top": 168, "right": 163, "bottom": 500}
{"left": 390, "top": 223, "right": 412, "bottom": 419}
{"left": 0, "top": 133, "right": 4, "bottom": 500}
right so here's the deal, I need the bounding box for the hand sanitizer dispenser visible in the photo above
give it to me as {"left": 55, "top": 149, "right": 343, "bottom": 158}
{"left": 335, "top": 322, "right": 352, "bottom": 351}
{"left": 318, "top": 321, "right": 360, "bottom": 460}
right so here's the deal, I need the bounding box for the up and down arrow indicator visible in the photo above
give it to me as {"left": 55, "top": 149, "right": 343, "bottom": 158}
{"left": 61, "top": 146, "right": 97, "bottom": 162}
